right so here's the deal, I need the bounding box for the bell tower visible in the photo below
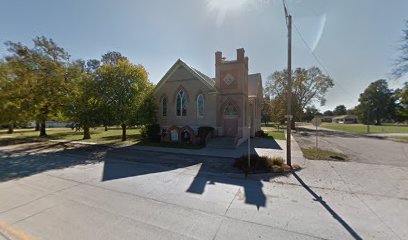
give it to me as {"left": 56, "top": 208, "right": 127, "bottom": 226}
{"left": 215, "top": 48, "right": 249, "bottom": 139}
{"left": 215, "top": 48, "right": 248, "bottom": 94}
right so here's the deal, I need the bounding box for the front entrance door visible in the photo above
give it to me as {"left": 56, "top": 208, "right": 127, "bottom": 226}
{"left": 223, "top": 118, "right": 238, "bottom": 137}
{"left": 223, "top": 102, "right": 239, "bottom": 137}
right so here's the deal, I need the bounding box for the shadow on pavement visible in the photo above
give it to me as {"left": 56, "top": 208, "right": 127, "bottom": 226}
{"left": 185, "top": 163, "right": 283, "bottom": 209}
{"left": 0, "top": 142, "right": 107, "bottom": 182}
{"left": 292, "top": 171, "right": 363, "bottom": 240}
{"left": 0, "top": 138, "right": 295, "bottom": 209}
{"left": 247, "top": 137, "right": 283, "bottom": 150}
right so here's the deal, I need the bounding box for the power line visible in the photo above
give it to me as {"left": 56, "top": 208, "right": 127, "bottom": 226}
{"left": 292, "top": 21, "right": 354, "bottom": 98}
{"left": 283, "top": 1, "right": 355, "bottom": 99}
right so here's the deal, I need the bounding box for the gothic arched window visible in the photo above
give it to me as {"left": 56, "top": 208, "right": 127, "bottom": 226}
{"left": 197, "top": 94, "right": 204, "bottom": 117}
{"left": 224, "top": 102, "right": 238, "bottom": 116}
{"left": 176, "top": 90, "right": 187, "bottom": 116}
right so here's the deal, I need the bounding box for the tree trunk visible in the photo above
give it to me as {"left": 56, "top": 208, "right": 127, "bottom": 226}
{"left": 83, "top": 126, "right": 91, "bottom": 139}
{"left": 35, "top": 122, "right": 40, "bottom": 131}
{"left": 40, "top": 121, "right": 46, "bottom": 137}
{"left": 376, "top": 116, "right": 381, "bottom": 125}
{"left": 104, "top": 125, "right": 108, "bottom": 131}
{"left": 291, "top": 119, "right": 296, "bottom": 130}
{"left": 121, "top": 124, "right": 127, "bottom": 141}
{"left": 7, "top": 123, "right": 14, "bottom": 134}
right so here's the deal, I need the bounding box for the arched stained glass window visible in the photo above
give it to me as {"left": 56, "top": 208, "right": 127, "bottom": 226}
{"left": 162, "top": 97, "right": 167, "bottom": 117}
{"left": 197, "top": 94, "right": 204, "bottom": 117}
{"left": 176, "top": 90, "right": 187, "bottom": 116}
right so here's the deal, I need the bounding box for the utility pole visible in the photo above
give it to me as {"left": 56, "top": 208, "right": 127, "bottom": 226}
{"left": 284, "top": 2, "right": 292, "bottom": 166}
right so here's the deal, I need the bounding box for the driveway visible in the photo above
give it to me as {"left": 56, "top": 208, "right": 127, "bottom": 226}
{"left": 0, "top": 141, "right": 407, "bottom": 240}
{"left": 294, "top": 127, "right": 408, "bottom": 167}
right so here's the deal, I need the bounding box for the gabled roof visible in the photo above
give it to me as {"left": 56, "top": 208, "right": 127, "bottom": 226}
{"left": 154, "top": 59, "right": 216, "bottom": 93}
{"left": 332, "top": 115, "right": 358, "bottom": 119}
{"left": 248, "top": 73, "right": 262, "bottom": 97}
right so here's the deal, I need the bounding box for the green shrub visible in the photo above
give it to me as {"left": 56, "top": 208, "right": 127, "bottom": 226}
{"left": 198, "top": 126, "right": 214, "bottom": 145}
{"left": 141, "top": 124, "right": 161, "bottom": 142}
{"left": 271, "top": 165, "right": 284, "bottom": 173}
{"left": 272, "top": 157, "right": 284, "bottom": 166}
{"left": 255, "top": 130, "right": 267, "bottom": 137}
{"left": 234, "top": 154, "right": 284, "bottom": 173}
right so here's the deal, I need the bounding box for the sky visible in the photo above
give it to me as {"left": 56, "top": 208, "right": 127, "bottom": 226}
{"left": 0, "top": 0, "right": 407, "bottom": 111}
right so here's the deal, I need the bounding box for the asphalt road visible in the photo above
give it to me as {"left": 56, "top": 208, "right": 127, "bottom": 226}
{"left": 294, "top": 127, "right": 408, "bottom": 167}
{"left": 0, "top": 142, "right": 407, "bottom": 240}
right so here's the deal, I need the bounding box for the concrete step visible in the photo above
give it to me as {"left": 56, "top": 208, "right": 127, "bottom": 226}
{"left": 206, "top": 137, "right": 235, "bottom": 149}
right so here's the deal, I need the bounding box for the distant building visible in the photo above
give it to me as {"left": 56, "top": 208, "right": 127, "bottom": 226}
{"left": 332, "top": 115, "right": 358, "bottom": 124}
{"left": 321, "top": 116, "right": 333, "bottom": 123}
{"left": 154, "top": 48, "right": 263, "bottom": 147}
{"left": 27, "top": 121, "right": 72, "bottom": 128}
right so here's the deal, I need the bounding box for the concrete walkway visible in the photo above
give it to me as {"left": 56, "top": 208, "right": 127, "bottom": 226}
{"left": 49, "top": 135, "right": 307, "bottom": 168}
{"left": 128, "top": 138, "right": 281, "bottom": 158}
{"left": 0, "top": 139, "right": 407, "bottom": 239}
{"left": 296, "top": 124, "right": 339, "bottom": 132}
{"left": 128, "top": 137, "right": 306, "bottom": 167}
{"left": 366, "top": 133, "right": 408, "bottom": 137}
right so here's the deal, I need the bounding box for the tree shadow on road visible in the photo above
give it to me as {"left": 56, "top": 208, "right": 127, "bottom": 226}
{"left": 0, "top": 142, "right": 107, "bottom": 182}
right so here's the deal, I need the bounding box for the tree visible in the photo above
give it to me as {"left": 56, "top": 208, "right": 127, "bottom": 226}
{"left": 333, "top": 105, "right": 347, "bottom": 116}
{"left": 5, "top": 36, "right": 70, "bottom": 136}
{"left": 346, "top": 108, "right": 356, "bottom": 115}
{"left": 355, "top": 79, "right": 396, "bottom": 125}
{"left": 96, "top": 55, "right": 150, "bottom": 141}
{"left": 0, "top": 61, "right": 27, "bottom": 133}
{"left": 303, "top": 106, "right": 321, "bottom": 122}
{"left": 392, "top": 20, "right": 408, "bottom": 79}
{"left": 261, "top": 97, "right": 273, "bottom": 125}
{"left": 64, "top": 60, "right": 101, "bottom": 139}
{"left": 101, "top": 51, "right": 128, "bottom": 65}
{"left": 323, "top": 110, "right": 333, "bottom": 116}
{"left": 394, "top": 82, "right": 408, "bottom": 122}
{"left": 265, "top": 67, "right": 334, "bottom": 126}
{"left": 269, "top": 95, "right": 286, "bottom": 124}
{"left": 132, "top": 83, "right": 157, "bottom": 126}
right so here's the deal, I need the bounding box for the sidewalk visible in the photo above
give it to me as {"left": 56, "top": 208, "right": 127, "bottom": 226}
{"left": 49, "top": 136, "right": 307, "bottom": 167}
{"left": 127, "top": 138, "right": 285, "bottom": 159}
{"left": 365, "top": 133, "right": 408, "bottom": 137}
{"left": 296, "top": 124, "right": 339, "bottom": 132}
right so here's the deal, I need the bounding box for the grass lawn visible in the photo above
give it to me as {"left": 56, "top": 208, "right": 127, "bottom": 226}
{"left": 261, "top": 123, "right": 286, "bottom": 130}
{"left": 0, "top": 127, "right": 206, "bottom": 149}
{"left": 321, "top": 123, "right": 408, "bottom": 134}
{"left": 265, "top": 130, "right": 286, "bottom": 140}
{"left": 0, "top": 127, "right": 142, "bottom": 146}
{"left": 301, "top": 147, "right": 348, "bottom": 161}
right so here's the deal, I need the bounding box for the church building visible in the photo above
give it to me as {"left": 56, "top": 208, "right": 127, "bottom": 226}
{"left": 154, "top": 48, "right": 263, "bottom": 147}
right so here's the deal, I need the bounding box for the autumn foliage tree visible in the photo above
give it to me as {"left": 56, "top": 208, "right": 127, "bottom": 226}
{"left": 392, "top": 20, "right": 408, "bottom": 79}
{"left": 4, "top": 36, "right": 70, "bottom": 136}
{"left": 0, "top": 61, "right": 29, "bottom": 133}
{"left": 96, "top": 55, "right": 151, "bottom": 141}
{"left": 64, "top": 60, "right": 102, "bottom": 139}
{"left": 355, "top": 79, "right": 397, "bottom": 125}
{"left": 1, "top": 37, "right": 157, "bottom": 140}
{"left": 265, "top": 67, "right": 334, "bottom": 126}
